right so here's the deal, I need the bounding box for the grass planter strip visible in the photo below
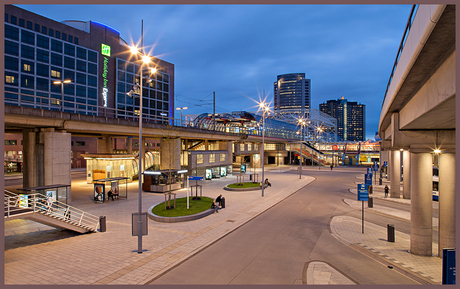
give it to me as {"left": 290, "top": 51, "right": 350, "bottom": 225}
{"left": 227, "top": 182, "right": 261, "bottom": 189}
{"left": 151, "top": 197, "right": 214, "bottom": 217}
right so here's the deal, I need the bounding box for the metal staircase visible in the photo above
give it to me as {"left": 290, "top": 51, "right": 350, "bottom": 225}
{"left": 4, "top": 190, "right": 99, "bottom": 233}
{"left": 287, "top": 142, "right": 330, "bottom": 166}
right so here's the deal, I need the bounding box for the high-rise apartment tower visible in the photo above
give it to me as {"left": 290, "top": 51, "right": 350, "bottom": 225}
{"left": 273, "top": 73, "right": 311, "bottom": 116}
{"left": 319, "top": 97, "right": 365, "bottom": 141}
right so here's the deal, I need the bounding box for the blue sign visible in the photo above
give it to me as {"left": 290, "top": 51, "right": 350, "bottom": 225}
{"left": 188, "top": 176, "right": 203, "bottom": 181}
{"left": 383, "top": 161, "right": 388, "bottom": 167}
{"left": 443, "top": 249, "right": 456, "bottom": 284}
{"left": 365, "top": 174, "right": 373, "bottom": 186}
{"left": 367, "top": 168, "right": 373, "bottom": 175}
{"left": 373, "top": 161, "right": 379, "bottom": 171}
{"left": 357, "top": 184, "right": 368, "bottom": 201}
{"left": 241, "top": 165, "right": 246, "bottom": 173}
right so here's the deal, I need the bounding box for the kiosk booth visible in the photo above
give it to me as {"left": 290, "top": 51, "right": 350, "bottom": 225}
{"left": 142, "top": 170, "right": 188, "bottom": 193}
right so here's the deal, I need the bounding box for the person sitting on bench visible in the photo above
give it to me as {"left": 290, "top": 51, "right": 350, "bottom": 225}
{"left": 107, "top": 190, "right": 114, "bottom": 201}
{"left": 211, "top": 197, "right": 221, "bottom": 213}
{"left": 264, "top": 178, "right": 271, "bottom": 187}
{"left": 216, "top": 194, "right": 223, "bottom": 206}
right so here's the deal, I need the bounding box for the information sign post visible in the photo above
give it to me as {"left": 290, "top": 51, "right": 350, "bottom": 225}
{"left": 373, "top": 162, "right": 379, "bottom": 185}
{"left": 357, "top": 184, "right": 369, "bottom": 234}
{"left": 188, "top": 176, "right": 203, "bottom": 209}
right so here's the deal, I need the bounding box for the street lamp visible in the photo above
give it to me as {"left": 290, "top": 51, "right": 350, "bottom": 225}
{"left": 257, "top": 100, "right": 271, "bottom": 197}
{"left": 53, "top": 79, "right": 71, "bottom": 111}
{"left": 126, "top": 45, "right": 156, "bottom": 254}
{"left": 297, "top": 117, "right": 306, "bottom": 179}
{"left": 175, "top": 107, "right": 188, "bottom": 126}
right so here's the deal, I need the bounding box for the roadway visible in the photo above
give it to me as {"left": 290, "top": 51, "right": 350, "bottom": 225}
{"left": 149, "top": 168, "right": 425, "bottom": 285}
{"left": 4, "top": 166, "right": 440, "bottom": 285}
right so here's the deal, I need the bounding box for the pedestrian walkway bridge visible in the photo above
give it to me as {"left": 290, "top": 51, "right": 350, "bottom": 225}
{"left": 4, "top": 190, "right": 99, "bottom": 233}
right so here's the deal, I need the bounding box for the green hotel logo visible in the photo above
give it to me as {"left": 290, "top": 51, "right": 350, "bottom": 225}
{"left": 101, "top": 44, "right": 111, "bottom": 57}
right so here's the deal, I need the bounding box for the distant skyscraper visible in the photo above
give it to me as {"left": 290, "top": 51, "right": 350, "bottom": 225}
{"left": 319, "top": 97, "right": 365, "bottom": 141}
{"left": 273, "top": 73, "right": 311, "bottom": 116}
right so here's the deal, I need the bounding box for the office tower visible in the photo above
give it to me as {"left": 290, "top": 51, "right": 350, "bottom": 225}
{"left": 273, "top": 73, "right": 311, "bottom": 116}
{"left": 319, "top": 97, "right": 365, "bottom": 141}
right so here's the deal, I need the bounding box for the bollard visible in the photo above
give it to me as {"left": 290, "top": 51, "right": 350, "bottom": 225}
{"left": 387, "top": 224, "right": 395, "bottom": 242}
{"left": 99, "top": 216, "right": 106, "bottom": 232}
{"left": 221, "top": 197, "right": 225, "bottom": 208}
{"left": 368, "top": 197, "right": 373, "bottom": 208}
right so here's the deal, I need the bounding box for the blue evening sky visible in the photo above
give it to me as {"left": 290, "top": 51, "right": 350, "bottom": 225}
{"left": 17, "top": 4, "right": 412, "bottom": 140}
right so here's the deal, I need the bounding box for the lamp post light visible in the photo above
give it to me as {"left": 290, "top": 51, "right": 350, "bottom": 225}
{"left": 126, "top": 44, "right": 157, "bottom": 254}
{"left": 53, "top": 79, "right": 71, "bottom": 112}
{"left": 175, "top": 107, "right": 188, "bottom": 126}
{"left": 258, "top": 100, "right": 270, "bottom": 197}
{"left": 297, "top": 117, "right": 306, "bottom": 179}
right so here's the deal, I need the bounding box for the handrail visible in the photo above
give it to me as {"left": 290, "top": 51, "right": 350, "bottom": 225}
{"left": 4, "top": 190, "right": 99, "bottom": 232}
{"left": 382, "top": 5, "right": 418, "bottom": 107}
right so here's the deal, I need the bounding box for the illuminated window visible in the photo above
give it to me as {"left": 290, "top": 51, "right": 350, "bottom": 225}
{"left": 240, "top": 144, "right": 245, "bottom": 151}
{"left": 23, "top": 64, "right": 31, "bottom": 72}
{"left": 220, "top": 153, "right": 226, "bottom": 162}
{"left": 209, "top": 154, "right": 215, "bottom": 163}
{"left": 51, "top": 70, "right": 61, "bottom": 78}
{"left": 247, "top": 143, "right": 252, "bottom": 151}
{"left": 6, "top": 75, "right": 16, "bottom": 83}
{"left": 254, "top": 143, "right": 259, "bottom": 151}
{"left": 197, "top": 154, "right": 203, "bottom": 164}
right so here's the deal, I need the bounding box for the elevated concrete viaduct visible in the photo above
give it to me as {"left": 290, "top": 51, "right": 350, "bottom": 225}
{"left": 378, "top": 5, "right": 455, "bottom": 257}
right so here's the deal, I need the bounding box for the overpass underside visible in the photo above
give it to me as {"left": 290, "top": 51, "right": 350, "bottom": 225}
{"left": 378, "top": 5, "right": 455, "bottom": 258}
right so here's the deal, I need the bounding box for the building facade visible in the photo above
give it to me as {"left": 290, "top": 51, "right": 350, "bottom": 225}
{"left": 319, "top": 97, "right": 365, "bottom": 141}
{"left": 4, "top": 4, "right": 174, "bottom": 122}
{"left": 273, "top": 73, "right": 311, "bottom": 116}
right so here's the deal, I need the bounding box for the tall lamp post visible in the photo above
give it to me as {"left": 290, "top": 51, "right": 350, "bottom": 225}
{"left": 53, "top": 79, "right": 71, "bottom": 111}
{"left": 126, "top": 44, "right": 157, "bottom": 254}
{"left": 175, "top": 107, "right": 188, "bottom": 126}
{"left": 258, "top": 100, "right": 270, "bottom": 197}
{"left": 297, "top": 117, "right": 306, "bottom": 179}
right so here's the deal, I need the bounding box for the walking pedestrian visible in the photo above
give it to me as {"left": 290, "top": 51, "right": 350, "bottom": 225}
{"left": 330, "top": 164, "right": 333, "bottom": 171}
{"left": 384, "top": 185, "right": 389, "bottom": 198}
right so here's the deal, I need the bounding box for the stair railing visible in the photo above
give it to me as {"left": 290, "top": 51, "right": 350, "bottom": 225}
{"left": 4, "top": 190, "right": 100, "bottom": 232}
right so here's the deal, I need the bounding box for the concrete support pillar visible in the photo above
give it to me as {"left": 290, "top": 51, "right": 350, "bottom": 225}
{"left": 160, "top": 138, "right": 181, "bottom": 171}
{"left": 127, "top": 137, "right": 133, "bottom": 154}
{"left": 23, "top": 129, "right": 42, "bottom": 188}
{"left": 23, "top": 128, "right": 71, "bottom": 202}
{"left": 389, "top": 150, "right": 400, "bottom": 198}
{"left": 105, "top": 136, "right": 113, "bottom": 154}
{"left": 410, "top": 151, "right": 433, "bottom": 256}
{"left": 402, "top": 150, "right": 411, "bottom": 199}
{"left": 386, "top": 150, "right": 391, "bottom": 181}
{"left": 438, "top": 152, "right": 456, "bottom": 256}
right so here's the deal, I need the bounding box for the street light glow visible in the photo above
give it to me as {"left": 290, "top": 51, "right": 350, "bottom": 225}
{"left": 142, "top": 55, "right": 150, "bottom": 64}
{"left": 130, "top": 46, "right": 139, "bottom": 54}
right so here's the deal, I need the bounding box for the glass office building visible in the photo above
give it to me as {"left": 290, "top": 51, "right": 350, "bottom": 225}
{"left": 4, "top": 5, "right": 174, "bottom": 122}
{"left": 273, "top": 73, "right": 311, "bottom": 116}
{"left": 319, "top": 97, "right": 365, "bottom": 141}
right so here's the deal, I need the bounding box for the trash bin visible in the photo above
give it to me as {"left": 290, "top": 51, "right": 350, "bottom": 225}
{"left": 99, "top": 216, "right": 106, "bottom": 232}
{"left": 368, "top": 197, "right": 373, "bottom": 208}
{"left": 221, "top": 197, "right": 225, "bottom": 209}
{"left": 387, "top": 224, "right": 395, "bottom": 242}
{"left": 249, "top": 174, "right": 252, "bottom": 181}
{"left": 379, "top": 178, "right": 382, "bottom": 185}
